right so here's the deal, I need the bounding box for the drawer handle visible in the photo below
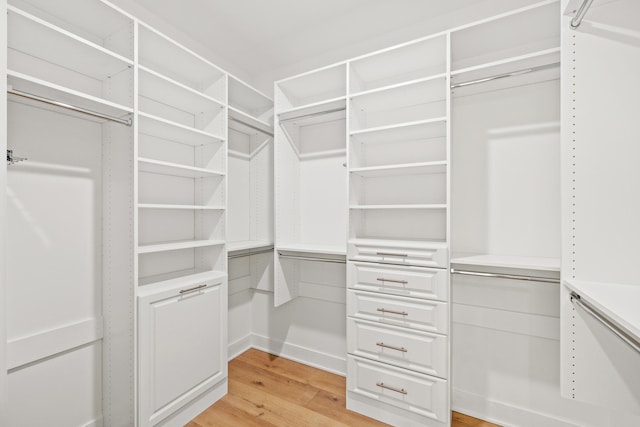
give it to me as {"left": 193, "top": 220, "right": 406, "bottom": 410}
{"left": 376, "top": 382, "right": 408, "bottom": 395}
{"left": 377, "top": 308, "right": 408, "bottom": 316}
{"left": 376, "top": 342, "right": 408, "bottom": 353}
{"left": 179, "top": 284, "right": 207, "bottom": 295}
{"left": 376, "top": 277, "right": 408, "bottom": 285}
{"left": 376, "top": 252, "right": 408, "bottom": 258}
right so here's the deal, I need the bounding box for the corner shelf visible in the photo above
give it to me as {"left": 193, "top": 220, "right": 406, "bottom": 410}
{"left": 228, "top": 106, "right": 273, "bottom": 136}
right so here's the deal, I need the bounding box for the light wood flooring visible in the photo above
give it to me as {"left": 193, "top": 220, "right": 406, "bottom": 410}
{"left": 188, "top": 349, "right": 500, "bottom": 427}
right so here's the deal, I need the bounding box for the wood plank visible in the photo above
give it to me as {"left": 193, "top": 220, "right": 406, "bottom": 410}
{"left": 190, "top": 349, "right": 501, "bottom": 427}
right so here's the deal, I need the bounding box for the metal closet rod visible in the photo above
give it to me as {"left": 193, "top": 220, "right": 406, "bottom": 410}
{"left": 450, "top": 268, "right": 560, "bottom": 284}
{"left": 228, "top": 247, "right": 274, "bottom": 259}
{"left": 570, "top": 0, "right": 595, "bottom": 29}
{"left": 278, "top": 107, "right": 346, "bottom": 124}
{"left": 229, "top": 116, "right": 274, "bottom": 137}
{"left": 7, "top": 88, "right": 133, "bottom": 126}
{"left": 570, "top": 291, "right": 640, "bottom": 354}
{"left": 278, "top": 252, "right": 346, "bottom": 264}
{"left": 450, "top": 62, "right": 560, "bottom": 89}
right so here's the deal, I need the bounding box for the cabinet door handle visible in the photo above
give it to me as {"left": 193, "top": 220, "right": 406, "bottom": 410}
{"left": 377, "top": 308, "right": 408, "bottom": 316}
{"left": 376, "top": 277, "right": 408, "bottom": 284}
{"left": 376, "top": 382, "right": 407, "bottom": 395}
{"left": 376, "top": 342, "right": 408, "bottom": 353}
{"left": 376, "top": 252, "right": 408, "bottom": 257}
{"left": 179, "top": 284, "right": 207, "bottom": 295}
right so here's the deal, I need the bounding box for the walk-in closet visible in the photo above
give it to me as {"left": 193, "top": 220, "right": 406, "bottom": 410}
{"left": 1, "top": 0, "right": 639, "bottom": 426}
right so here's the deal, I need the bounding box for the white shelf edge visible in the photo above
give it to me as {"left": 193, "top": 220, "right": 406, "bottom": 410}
{"left": 276, "top": 243, "right": 347, "bottom": 256}
{"left": 8, "top": 5, "right": 134, "bottom": 66}
{"left": 138, "top": 239, "right": 225, "bottom": 254}
{"left": 137, "top": 269, "right": 227, "bottom": 294}
{"left": 348, "top": 237, "right": 448, "bottom": 248}
{"left": 138, "top": 112, "right": 225, "bottom": 142}
{"left": 451, "top": 47, "right": 561, "bottom": 76}
{"left": 137, "top": 204, "right": 224, "bottom": 210}
{"left": 139, "top": 65, "right": 225, "bottom": 107}
{"left": 228, "top": 74, "right": 273, "bottom": 103}
{"left": 278, "top": 96, "right": 347, "bottom": 118}
{"left": 349, "top": 73, "right": 447, "bottom": 99}
{"left": 350, "top": 204, "right": 447, "bottom": 210}
{"left": 349, "top": 161, "right": 448, "bottom": 174}
{"left": 228, "top": 106, "right": 273, "bottom": 129}
{"left": 138, "top": 157, "right": 226, "bottom": 177}
{"left": 350, "top": 117, "right": 448, "bottom": 136}
{"left": 7, "top": 69, "right": 134, "bottom": 114}
{"left": 450, "top": 253, "right": 561, "bottom": 272}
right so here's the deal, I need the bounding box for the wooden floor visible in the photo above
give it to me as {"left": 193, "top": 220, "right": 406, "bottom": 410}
{"left": 188, "top": 349, "right": 500, "bottom": 427}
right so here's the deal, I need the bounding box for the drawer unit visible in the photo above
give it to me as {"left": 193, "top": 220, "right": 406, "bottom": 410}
{"left": 348, "top": 239, "right": 448, "bottom": 268}
{"left": 347, "top": 289, "right": 448, "bottom": 334}
{"left": 347, "top": 318, "right": 448, "bottom": 377}
{"left": 348, "top": 261, "right": 448, "bottom": 301}
{"left": 347, "top": 355, "right": 448, "bottom": 424}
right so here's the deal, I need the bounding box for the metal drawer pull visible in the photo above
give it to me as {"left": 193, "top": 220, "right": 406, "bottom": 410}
{"left": 376, "top": 252, "right": 408, "bottom": 257}
{"left": 377, "top": 308, "right": 408, "bottom": 316}
{"left": 376, "top": 342, "right": 408, "bottom": 353}
{"left": 179, "top": 284, "right": 208, "bottom": 295}
{"left": 376, "top": 277, "right": 408, "bottom": 284}
{"left": 376, "top": 382, "right": 408, "bottom": 395}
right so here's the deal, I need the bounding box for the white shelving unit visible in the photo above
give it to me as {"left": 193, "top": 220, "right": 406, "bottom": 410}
{"left": 346, "top": 32, "right": 451, "bottom": 427}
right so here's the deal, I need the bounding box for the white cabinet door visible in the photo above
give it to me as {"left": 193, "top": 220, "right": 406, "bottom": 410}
{"left": 138, "top": 278, "right": 227, "bottom": 426}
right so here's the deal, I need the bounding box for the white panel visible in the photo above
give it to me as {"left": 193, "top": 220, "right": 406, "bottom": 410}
{"left": 0, "top": 0, "right": 8, "bottom": 420}
{"left": 8, "top": 343, "right": 102, "bottom": 427}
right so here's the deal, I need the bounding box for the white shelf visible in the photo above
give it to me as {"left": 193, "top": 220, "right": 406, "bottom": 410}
{"left": 349, "top": 237, "right": 448, "bottom": 249}
{"left": 450, "top": 253, "right": 560, "bottom": 272}
{"left": 138, "top": 268, "right": 227, "bottom": 291}
{"left": 564, "top": 279, "right": 640, "bottom": 343}
{"left": 350, "top": 161, "right": 447, "bottom": 177}
{"left": 350, "top": 74, "right": 447, "bottom": 99}
{"left": 350, "top": 204, "right": 447, "bottom": 210}
{"left": 7, "top": 70, "right": 133, "bottom": 121}
{"left": 350, "top": 77, "right": 446, "bottom": 114}
{"left": 138, "top": 239, "right": 225, "bottom": 254}
{"left": 276, "top": 243, "right": 347, "bottom": 257}
{"left": 138, "top": 23, "right": 225, "bottom": 94}
{"left": 277, "top": 63, "right": 347, "bottom": 109}
{"left": 228, "top": 76, "right": 273, "bottom": 120}
{"left": 227, "top": 240, "right": 274, "bottom": 253}
{"left": 8, "top": 6, "right": 133, "bottom": 81}
{"left": 139, "top": 66, "right": 225, "bottom": 114}
{"left": 278, "top": 96, "right": 347, "bottom": 125}
{"left": 9, "top": 0, "right": 133, "bottom": 59}
{"left": 138, "top": 112, "right": 225, "bottom": 146}
{"left": 228, "top": 106, "right": 273, "bottom": 136}
{"left": 138, "top": 157, "right": 225, "bottom": 179}
{"left": 138, "top": 204, "right": 224, "bottom": 210}
{"left": 350, "top": 117, "right": 447, "bottom": 141}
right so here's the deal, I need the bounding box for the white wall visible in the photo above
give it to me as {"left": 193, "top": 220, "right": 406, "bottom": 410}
{"left": 0, "top": 0, "right": 8, "bottom": 424}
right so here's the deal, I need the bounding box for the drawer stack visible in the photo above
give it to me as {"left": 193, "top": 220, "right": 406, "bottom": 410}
{"left": 346, "top": 241, "right": 450, "bottom": 426}
{"left": 345, "top": 34, "right": 451, "bottom": 427}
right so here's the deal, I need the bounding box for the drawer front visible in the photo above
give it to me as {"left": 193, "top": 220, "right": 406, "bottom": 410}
{"left": 348, "top": 262, "right": 448, "bottom": 301}
{"left": 347, "top": 355, "right": 448, "bottom": 423}
{"left": 347, "top": 318, "right": 448, "bottom": 377}
{"left": 347, "top": 290, "right": 448, "bottom": 334}
{"left": 348, "top": 241, "right": 448, "bottom": 268}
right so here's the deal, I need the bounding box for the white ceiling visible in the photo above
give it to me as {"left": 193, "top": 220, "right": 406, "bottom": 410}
{"left": 118, "top": 0, "right": 536, "bottom": 93}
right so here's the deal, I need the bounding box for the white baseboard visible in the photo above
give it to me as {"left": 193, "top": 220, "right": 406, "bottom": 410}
{"left": 250, "top": 333, "right": 346, "bottom": 376}
{"left": 452, "top": 388, "right": 583, "bottom": 427}
{"left": 228, "top": 334, "right": 252, "bottom": 360}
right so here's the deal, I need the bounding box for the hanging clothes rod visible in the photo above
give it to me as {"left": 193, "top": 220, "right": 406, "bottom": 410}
{"left": 278, "top": 107, "right": 346, "bottom": 124}
{"left": 570, "top": 291, "right": 640, "bottom": 354}
{"left": 278, "top": 252, "right": 346, "bottom": 264}
{"left": 229, "top": 116, "right": 274, "bottom": 137}
{"left": 7, "top": 88, "right": 133, "bottom": 126}
{"left": 450, "top": 268, "right": 560, "bottom": 284}
{"left": 228, "top": 247, "right": 274, "bottom": 259}
{"left": 570, "top": 0, "right": 595, "bottom": 29}
{"left": 450, "top": 62, "right": 560, "bottom": 89}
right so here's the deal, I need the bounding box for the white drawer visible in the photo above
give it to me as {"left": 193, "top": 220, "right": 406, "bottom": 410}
{"left": 348, "top": 239, "right": 448, "bottom": 268}
{"left": 347, "top": 355, "right": 448, "bottom": 423}
{"left": 347, "top": 290, "right": 448, "bottom": 334}
{"left": 348, "top": 262, "right": 448, "bottom": 301}
{"left": 347, "top": 318, "right": 448, "bottom": 377}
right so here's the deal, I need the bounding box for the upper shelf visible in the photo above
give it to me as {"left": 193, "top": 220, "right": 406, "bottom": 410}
{"left": 276, "top": 63, "right": 347, "bottom": 111}
{"left": 451, "top": 253, "right": 561, "bottom": 273}
{"left": 349, "top": 34, "right": 447, "bottom": 94}
{"left": 138, "top": 112, "right": 225, "bottom": 146}
{"left": 9, "top": 0, "right": 134, "bottom": 59}
{"left": 138, "top": 23, "right": 226, "bottom": 100}
{"left": 228, "top": 76, "right": 273, "bottom": 124}
{"left": 350, "top": 161, "right": 447, "bottom": 178}
{"left": 350, "top": 117, "right": 446, "bottom": 141}
{"left": 278, "top": 97, "right": 346, "bottom": 126}
{"left": 138, "top": 157, "right": 225, "bottom": 179}
{"left": 228, "top": 107, "right": 274, "bottom": 137}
